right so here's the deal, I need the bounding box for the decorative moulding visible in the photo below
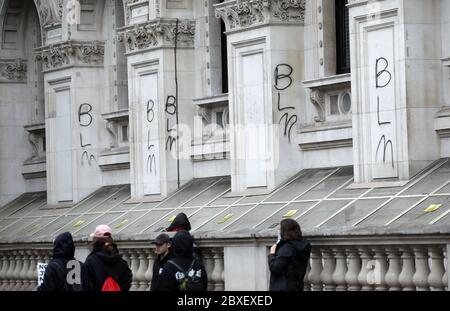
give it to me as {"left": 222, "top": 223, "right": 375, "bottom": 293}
{"left": 215, "top": 0, "right": 306, "bottom": 33}
{"left": 35, "top": 41, "right": 105, "bottom": 72}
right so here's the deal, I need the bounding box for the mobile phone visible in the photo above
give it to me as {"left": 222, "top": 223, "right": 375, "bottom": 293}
{"left": 276, "top": 232, "right": 282, "bottom": 244}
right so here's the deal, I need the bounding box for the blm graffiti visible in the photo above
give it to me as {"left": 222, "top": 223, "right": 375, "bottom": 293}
{"left": 274, "top": 64, "right": 297, "bottom": 144}
{"left": 79, "top": 103, "right": 96, "bottom": 166}
{"left": 374, "top": 57, "right": 395, "bottom": 169}
{"left": 146, "top": 99, "right": 157, "bottom": 175}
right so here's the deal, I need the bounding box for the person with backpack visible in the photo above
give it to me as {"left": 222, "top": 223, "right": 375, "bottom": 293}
{"left": 150, "top": 233, "right": 171, "bottom": 291}
{"left": 166, "top": 213, "right": 202, "bottom": 262}
{"left": 81, "top": 224, "right": 132, "bottom": 291}
{"left": 38, "top": 232, "right": 82, "bottom": 291}
{"left": 159, "top": 230, "right": 207, "bottom": 291}
{"left": 268, "top": 219, "right": 311, "bottom": 291}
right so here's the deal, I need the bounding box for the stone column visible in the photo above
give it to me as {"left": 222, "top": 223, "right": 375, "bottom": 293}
{"left": 332, "top": 248, "right": 348, "bottom": 291}
{"left": 309, "top": 248, "right": 323, "bottom": 291}
{"left": 136, "top": 249, "right": 148, "bottom": 291}
{"left": 428, "top": 246, "right": 446, "bottom": 291}
{"left": 345, "top": 247, "right": 361, "bottom": 291}
{"left": 144, "top": 249, "right": 155, "bottom": 291}
{"left": 357, "top": 248, "right": 374, "bottom": 291}
{"left": 372, "top": 247, "right": 388, "bottom": 291}
{"left": 320, "top": 248, "right": 336, "bottom": 291}
{"left": 398, "top": 247, "right": 416, "bottom": 291}
{"left": 212, "top": 248, "right": 224, "bottom": 291}
{"left": 413, "top": 247, "right": 430, "bottom": 291}
{"left": 385, "top": 247, "right": 401, "bottom": 291}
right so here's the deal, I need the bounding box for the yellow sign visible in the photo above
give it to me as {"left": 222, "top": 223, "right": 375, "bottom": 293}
{"left": 73, "top": 220, "right": 85, "bottom": 228}
{"left": 424, "top": 204, "right": 442, "bottom": 213}
{"left": 168, "top": 215, "right": 176, "bottom": 222}
{"left": 218, "top": 213, "right": 233, "bottom": 224}
{"left": 283, "top": 210, "right": 298, "bottom": 218}
{"left": 115, "top": 219, "right": 129, "bottom": 229}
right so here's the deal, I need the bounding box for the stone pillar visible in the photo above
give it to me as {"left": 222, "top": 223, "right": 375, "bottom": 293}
{"left": 136, "top": 249, "right": 148, "bottom": 291}
{"left": 385, "top": 247, "right": 401, "bottom": 291}
{"left": 212, "top": 248, "right": 225, "bottom": 291}
{"left": 36, "top": 41, "right": 105, "bottom": 205}
{"left": 320, "top": 248, "right": 336, "bottom": 291}
{"left": 309, "top": 248, "right": 323, "bottom": 291}
{"left": 349, "top": 0, "right": 441, "bottom": 184}
{"left": 216, "top": 0, "right": 305, "bottom": 195}
{"left": 357, "top": 247, "right": 374, "bottom": 291}
{"left": 144, "top": 249, "right": 155, "bottom": 291}
{"left": 413, "top": 247, "right": 430, "bottom": 291}
{"left": 428, "top": 246, "right": 446, "bottom": 291}
{"left": 345, "top": 247, "right": 361, "bottom": 291}
{"left": 332, "top": 248, "right": 348, "bottom": 291}
{"left": 398, "top": 247, "right": 416, "bottom": 291}
{"left": 119, "top": 18, "right": 195, "bottom": 201}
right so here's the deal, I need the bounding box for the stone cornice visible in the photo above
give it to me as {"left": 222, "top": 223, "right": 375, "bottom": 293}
{"left": 0, "top": 59, "right": 27, "bottom": 83}
{"left": 117, "top": 18, "right": 196, "bottom": 55}
{"left": 35, "top": 40, "right": 105, "bottom": 72}
{"left": 215, "top": 0, "right": 306, "bottom": 32}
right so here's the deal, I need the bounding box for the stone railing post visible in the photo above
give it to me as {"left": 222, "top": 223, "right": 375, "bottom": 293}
{"left": 413, "top": 247, "right": 430, "bottom": 291}
{"left": 303, "top": 261, "right": 311, "bottom": 291}
{"left": 385, "top": 247, "right": 401, "bottom": 291}
{"left": 372, "top": 247, "right": 388, "bottom": 291}
{"left": 320, "top": 248, "right": 336, "bottom": 291}
{"left": 443, "top": 246, "right": 448, "bottom": 291}
{"left": 0, "top": 251, "right": 9, "bottom": 290}
{"left": 202, "top": 249, "right": 215, "bottom": 291}
{"left": 128, "top": 249, "right": 140, "bottom": 291}
{"left": 28, "top": 250, "right": 38, "bottom": 291}
{"left": 19, "top": 250, "right": 30, "bottom": 291}
{"left": 332, "top": 248, "right": 347, "bottom": 291}
{"left": 345, "top": 247, "right": 361, "bottom": 291}
{"left": 144, "top": 249, "right": 155, "bottom": 291}
{"left": 308, "top": 248, "right": 323, "bottom": 291}
{"left": 136, "top": 249, "right": 148, "bottom": 291}
{"left": 12, "top": 250, "right": 23, "bottom": 291}
{"left": 399, "top": 247, "right": 415, "bottom": 291}
{"left": 427, "top": 246, "right": 445, "bottom": 291}
{"left": 211, "top": 248, "right": 224, "bottom": 291}
{"left": 358, "top": 247, "right": 374, "bottom": 291}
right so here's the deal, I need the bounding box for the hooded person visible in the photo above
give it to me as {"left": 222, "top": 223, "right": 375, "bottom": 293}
{"left": 81, "top": 224, "right": 132, "bottom": 291}
{"left": 268, "top": 219, "right": 311, "bottom": 291}
{"left": 38, "top": 232, "right": 82, "bottom": 291}
{"left": 166, "top": 213, "right": 201, "bottom": 261}
{"left": 159, "top": 230, "right": 208, "bottom": 291}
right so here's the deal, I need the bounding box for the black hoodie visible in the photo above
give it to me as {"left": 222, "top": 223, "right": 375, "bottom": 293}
{"left": 81, "top": 241, "right": 132, "bottom": 291}
{"left": 268, "top": 239, "right": 311, "bottom": 291}
{"left": 38, "top": 232, "right": 81, "bottom": 291}
{"left": 166, "top": 213, "right": 191, "bottom": 231}
{"left": 159, "top": 231, "right": 208, "bottom": 291}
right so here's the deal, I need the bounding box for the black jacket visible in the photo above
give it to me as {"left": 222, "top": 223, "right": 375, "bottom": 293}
{"left": 150, "top": 251, "right": 171, "bottom": 291}
{"left": 38, "top": 232, "right": 81, "bottom": 291}
{"left": 81, "top": 242, "right": 132, "bottom": 291}
{"left": 159, "top": 231, "right": 208, "bottom": 291}
{"left": 268, "top": 239, "right": 311, "bottom": 291}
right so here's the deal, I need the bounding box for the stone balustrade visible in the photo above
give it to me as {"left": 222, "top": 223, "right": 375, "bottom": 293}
{"left": 0, "top": 235, "right": 448, "bottom": 291}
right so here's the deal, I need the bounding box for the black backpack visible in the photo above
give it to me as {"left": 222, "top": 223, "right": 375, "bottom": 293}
{"left": 167, "top": 259, "right": 205, "bottom": 291}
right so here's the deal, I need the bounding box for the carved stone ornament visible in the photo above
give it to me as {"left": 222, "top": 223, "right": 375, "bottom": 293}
{"left": 35, "top": 41, "right": 105, "bottom": 71}
{"left": 310, "top": 89, "right": 326, "bottom": 123}
{"left": 118, "top": 19, "right": 196, "bottom": 54}
{"left": 0, "top": 59, "right": 27, "bottom": 83}
{"left": 215, "top": 0, "right": 306, "bottom": 31}
{"left": 34, "top": 0, "right": 62, "bottom": 26}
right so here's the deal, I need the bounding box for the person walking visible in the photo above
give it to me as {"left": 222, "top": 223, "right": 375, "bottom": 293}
{"left": 166, "top": 213, "right": 202, "bottom": 261}
{"left": 38, "top": 232, "right": 82, "bottom": 291}
{"left": 81, "top": 224, "right": 132, "bottom": 291}
{"left": 150, "top": 233, "right": 171, "bottom": 291}
{"left": 159, "top": 230, "right": 207, "bottom": 291}
{"left": 268, "top": 219, "right": 311, "bottom": 291}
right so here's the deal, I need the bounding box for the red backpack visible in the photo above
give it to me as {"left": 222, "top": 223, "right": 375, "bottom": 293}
{"left": 101, "top": 276, "right": 121, "bottom": 291}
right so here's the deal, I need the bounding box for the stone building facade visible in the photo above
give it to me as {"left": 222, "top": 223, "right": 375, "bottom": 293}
{"left": 0, "top": 0, "right": 449, "bottom": 291}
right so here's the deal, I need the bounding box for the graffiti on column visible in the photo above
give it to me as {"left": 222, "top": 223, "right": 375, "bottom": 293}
{"left": 146, "top": 99, "right": 157, "bottom": 175}
{"left": 165, "top": 95, "right": 177, "bottom": 152}
{"left": 274, "top": 64, "right": 297, "bottom": 143}
{"left": 374, "top": 57, "right": 394, "bottom": 168}
{"left": 79, "top": 103, "right": 96, "bottom": 166}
